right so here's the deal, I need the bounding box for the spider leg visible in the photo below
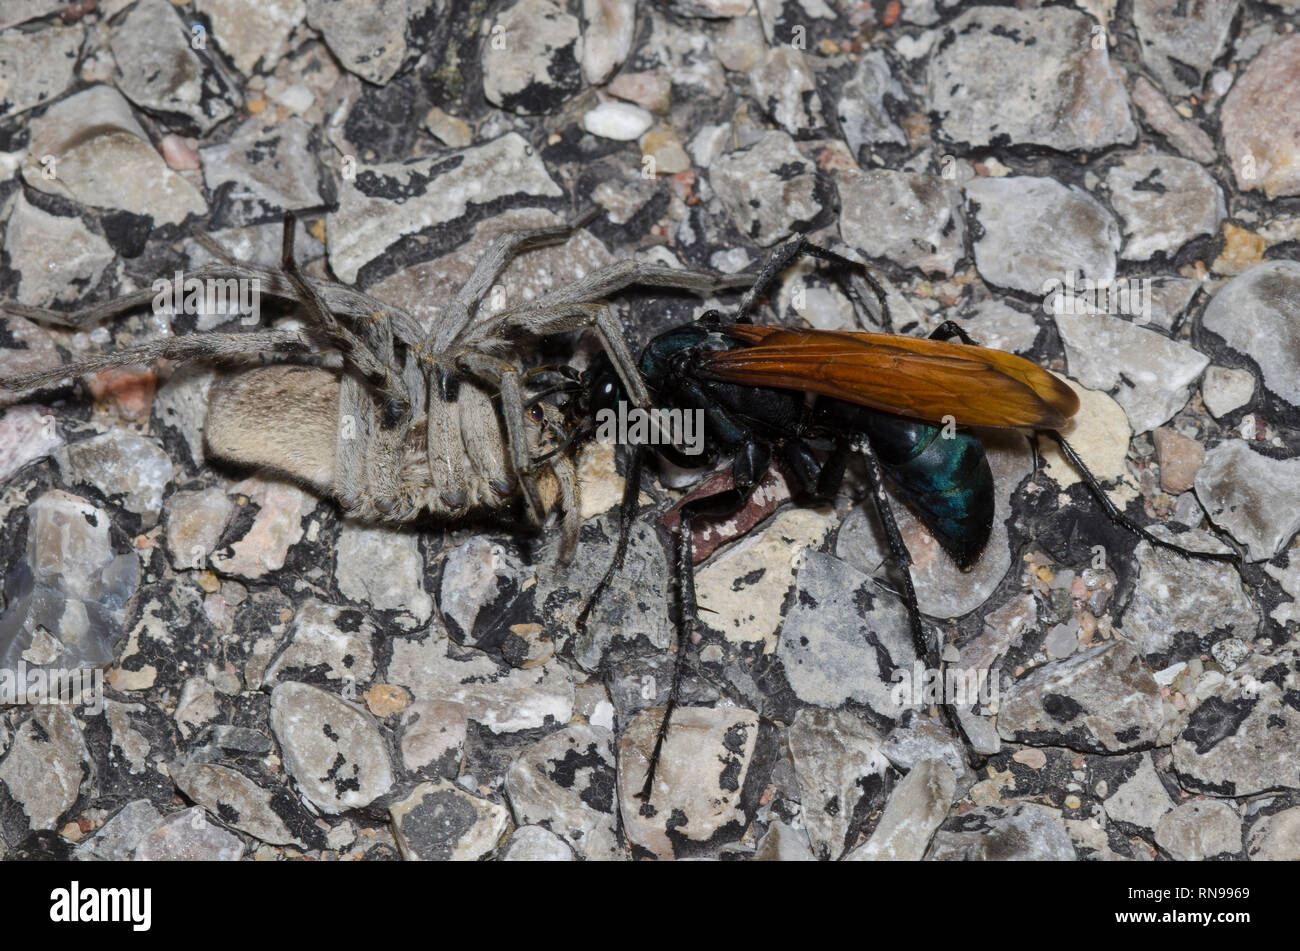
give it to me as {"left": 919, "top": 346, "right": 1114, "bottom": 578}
{"left": 463, "top": 257, "right": 753, "bottom": 406}
{"left": 0, "top": 328, "right": 308, "bottom": 392}
{"left": 454, "top": 350, "right": 547, "bottom": 527}
{"left": 278, "top": 214, "right": 411, "bottom": 431}
{"left": 424, "top": 208, "right": 600, "bottom": 354}
{"left": 549, "top": 448, "right": 582, "bottom": 563}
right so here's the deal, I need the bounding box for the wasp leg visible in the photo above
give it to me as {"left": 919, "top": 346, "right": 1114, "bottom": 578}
{"left": 854, "top": 435, "right": 973, "bottom": 759}
{"left": 813, "top": 441, "right": 854, "bottom": 499}
{"left": 735, "top": 236, "right": 892, "bottom": 332}
{"left": 780, "top": 438, "right": 830, "bottom": 497}
{"left": 577, "top": 444, "right": 647, "bottom": 634}
{"left": 1045, "top": 432, "right": 1242, "bottom": 567}
{"left": 637, "top": 436, "right": 769, "bottom": 804}
{"left": 927, "top": 320, "right": 978, "bottom": 346}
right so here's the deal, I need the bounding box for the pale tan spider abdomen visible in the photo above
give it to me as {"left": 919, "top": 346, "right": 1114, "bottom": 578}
{"left": 206, "top": 364, "right": 558, "bottom": 527}
{"left": 206, "top": 365, "right": 340, "bottom": 495}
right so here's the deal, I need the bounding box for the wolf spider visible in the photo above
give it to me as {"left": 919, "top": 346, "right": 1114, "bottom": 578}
{"left": 1, "top": 209, "right": 752, "bottom": 559}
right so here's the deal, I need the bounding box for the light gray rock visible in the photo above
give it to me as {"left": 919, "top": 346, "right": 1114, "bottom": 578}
{"left": 787, "top": 708, "right": 891, "bottom": 860}
{"left": 263, "top": 598, "right": 378, "bottom": 687}
{"left": 200, "top": 119, "right": 324, "bottom": 226}
{"left": 1146, "top": 277, "right": 1203, "bottom": 332}
{"left": 539, "top": 517, "right": 672, "bottom": 672}
{"left": 0, "top": 0, "right": 67, "bottom": 25}
{"left": 1155, "top": 799, "right": 1242, "bottom": 860}
{"left": 997, "top": 642, "right": 1164, "bottom": 753}
{"left": 0, "top": 490, "right": 140, "bottom": 673}
{"left": 326, "top": 133, "right": 563, "bottom": 283}
{"left": 304, "top": 0, "right": 433, "bottom": 85}
{"left": 1247, "top": 806, "right": 1300, "bottom": 861}
{"left": 335, "top": 522, "right": 431, "bottom": 624}
{"left": 883, "top": 715, "right": 978, "bottom": 789}
{"left": 776, "top": 551, "right": 916, "bottom": 716}
{"left": 1201, "top": 366, "right": 1255, "bottom": 419}
{"left": 946, "top": 300, "right": 1039, "bottom": 355}
{"left": 269, "top": 682, "right": 395, "bottom": 813}
{"left": 1124, "top": 532, "right": 1257, "bottom": 655}
{"left": 1195, "top": 440, "right": 1300, "bottom": 562}
{"left": 748, "top": 47, "right": 826, "bottom": 138}
{"left": 1173, "top": 650, "right": 1300, "bottom": 796}
{"left": 716, "top": 15, "right": 766, "bottom": 72}
{"left": 505, "top": 724, "right": 620, "bottom": 861}
{"left": 1221, "top": 35, "right": 1300, "bottom": 198}
{"left": 927, "top": 803, "right": 1077, "bottom": 860}
{"left": 23, "top": 84, "right": 207, "bottom": 226}
{"left": 385, "top": 630, "right": 575, "bottom": 733}
{"left": 55, "top": 431, "right": 174, "bottom": 528}
{"left": 710, "top": 131, "right": 821, "bottom": 246}
{"left": 439, "top": 537, "right": 525, "bottom": 647}
{"left": 838, "top": 170, "right": 964, "bottom": 276}
{"left": 0, "top": 405, "right": 64, "bottom": 481}
{"left": 580, "top": 0, "right": 635, "bottom": 85}
{"left": 662, "top": 0, "right": 752, "bottom": 15}
{"left": 75, "top": 800, "right": 163, "bottom": 861}
{"left": 152, "top": 367, "right": 213, "bottom": 467}
{"left": 134, "top": 807, "right": 245, "bottom": 861}
{"left": 847, "top": 759, "right": 955, "bottom": 861}
{"left": 1106, "top": 152, "right": 1226, "bottom": 261}
{"left": 164, "top": 488, "right": 234, "bottom": 571}
{"left": 110, "top": 0, "right": 238, "bottom": 132}
{"left": 1202, "top": 261, "right": 1300, "bottom": 408}
{"left": 753, "top": 820, "right": 815, "bottom": 861}
{"left": 1129, "top": 76, "right": 1217, "bottom": 164}
{"left": 0, "top": 706, "right": 90, "bottom": 836}
{"left": 501, "top": 824, "right": 575, "bottom": 860}
{"left": 208, "top": 477, "right": 317, "bottom": 580}
{"left": 173, "top": 762, "right": 323, "bottom": 848}
{"left": 836, "top": 50, "right": 907, "bottom": 155}
{"left": 195, "top": 0, "right": 305, "bottom": 76}
{"left": 1104, "top": 753, "right": 1176, "bottom": 833}
{"left": 482, "top": 0, "right": 584, "bottom": 114}
{"left": 1133, "top": 0, "right": 1240, "bottom": 97}
{"left": 617, "top": 705, "right": 762, "bottom": 860}
{"left": 0, "top": 23, "right": 82, "bottom": 120}
{"left": 1056, "top": 312, "right": 1208, "bottom": 433}
{"left": 966, "top": 176, "right": 1119, "bottom": 295}
{"left": 397, "top": 699, "right": 467, "bottom": 776}
{"left": 928, "top": 7, "right": 1135, "bottom": 150}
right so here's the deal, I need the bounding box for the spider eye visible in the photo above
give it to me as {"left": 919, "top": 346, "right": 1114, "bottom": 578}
{"left": 529, "top": 404, "right": 545, "bottom": 423}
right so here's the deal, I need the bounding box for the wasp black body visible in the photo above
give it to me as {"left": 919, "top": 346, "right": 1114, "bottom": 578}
{"left": 558, "top": 237, "right": 1241, "bottom": 802}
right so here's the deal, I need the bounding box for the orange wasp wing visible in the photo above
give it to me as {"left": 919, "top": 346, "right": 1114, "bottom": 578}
{"left": 700, "top": 325, "right": 1080, "bottom": 430}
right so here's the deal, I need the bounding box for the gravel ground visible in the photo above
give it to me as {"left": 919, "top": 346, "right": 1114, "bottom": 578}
{"left": 0, "top": 0, "right": 1298, "bottom": 861}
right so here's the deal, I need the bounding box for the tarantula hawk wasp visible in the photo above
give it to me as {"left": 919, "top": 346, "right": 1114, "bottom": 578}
{"left": 0, "top": 208, "right": 756, "bottom": 561}
{"left": 548, "top": 236, "right": 1243, "bottom": 803}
